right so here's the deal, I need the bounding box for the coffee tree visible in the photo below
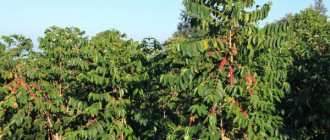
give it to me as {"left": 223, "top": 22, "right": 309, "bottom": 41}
{"left": 0, "top": 34, "right": 64, "bottom": 139}
{"left": 39, "top": 27, "right": 142, "bottom": 139}
{"left": 161, "top": 0, "right": 293, "bottom": 139}
{"left": 0, "top": 27, "right": 144, "bottom": 139}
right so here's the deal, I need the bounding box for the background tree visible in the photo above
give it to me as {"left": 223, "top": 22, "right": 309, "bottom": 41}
{"left": 313, "top": 0, "right": 328, "bottom": 15}
{"left": 172, "top": 11, "right": 208, "bottom": 38}
{"left": 279, "top": 7, "right": 330, "bottom": 139}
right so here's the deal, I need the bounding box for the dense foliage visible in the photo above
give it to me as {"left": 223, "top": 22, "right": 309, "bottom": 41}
{"left": 161, "top": 0, "right": 294, "bottom": 139}
{"left": 278, "top": 8, "right": 330, "bottom": 139}
{"left": 0, "top": 0, "right": 329, "bottom": 139}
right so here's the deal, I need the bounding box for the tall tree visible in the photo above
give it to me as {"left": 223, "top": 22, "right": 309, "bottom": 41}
{"left": 161, "top": 0, "right": 294, "bottom": 139}
{"left": 314, "top": 0, "right": 328, "bottom": 15}
{"left": 172, "top": 11, "right": 208, "bottom": 38}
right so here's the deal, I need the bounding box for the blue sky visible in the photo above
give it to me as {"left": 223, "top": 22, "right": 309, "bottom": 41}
{"left": 0, "top": 0, "right": 329, "bottom": 44}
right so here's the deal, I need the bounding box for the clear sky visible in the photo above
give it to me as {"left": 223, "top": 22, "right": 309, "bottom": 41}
{"left": 0, "top": 0, "right": 329, "bottom": 44}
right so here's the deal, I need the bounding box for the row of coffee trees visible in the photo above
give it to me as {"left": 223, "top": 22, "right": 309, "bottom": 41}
{"left": 0, "top": 0, "right": 329, "bottom": 139}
